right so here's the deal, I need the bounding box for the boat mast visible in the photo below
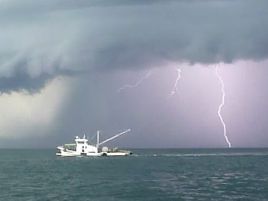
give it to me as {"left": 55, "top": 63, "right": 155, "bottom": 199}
{"left": 98, "top": 129, "right": 131, "bottom": 146}
{"left": 96, "top": 130, "right": 100, "bottom": 149}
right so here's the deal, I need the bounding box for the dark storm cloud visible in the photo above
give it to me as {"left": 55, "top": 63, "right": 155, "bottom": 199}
{"left": 1, "top": 0, "right": 268, "bottom": 91}
{"left": 0, "top": 67, "right": 76, "bottom": 93}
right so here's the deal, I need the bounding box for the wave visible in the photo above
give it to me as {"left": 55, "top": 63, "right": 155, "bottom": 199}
{"left": 134, "top": 152, "right": 268, "bottom": 157}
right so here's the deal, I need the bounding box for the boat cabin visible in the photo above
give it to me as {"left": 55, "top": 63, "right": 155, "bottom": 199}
{"left": 74, "top": 135, "right": 97, "bottom": 154}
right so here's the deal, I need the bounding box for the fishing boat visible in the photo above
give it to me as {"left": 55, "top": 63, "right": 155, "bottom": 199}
{"left": 56, "top": 129, "right": 132, "bottom": 157}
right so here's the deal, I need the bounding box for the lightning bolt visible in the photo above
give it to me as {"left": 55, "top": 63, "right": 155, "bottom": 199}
{"left": 117, "top": 70, "right": 152, "bottom": 93}
{"left": 215, "top": 65, "right": 232, "bottom": 148}
{"left": 168, "top": 68, "right": 182, "bottom": 98}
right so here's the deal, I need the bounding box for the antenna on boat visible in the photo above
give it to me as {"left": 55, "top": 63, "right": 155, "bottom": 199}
{"left": 98, "top": 129, "right": 131, "bottom": 146}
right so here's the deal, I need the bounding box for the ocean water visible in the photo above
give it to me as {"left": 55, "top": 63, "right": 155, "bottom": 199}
{"left": 0, "top": 149, "right": 268, "bottom": 201}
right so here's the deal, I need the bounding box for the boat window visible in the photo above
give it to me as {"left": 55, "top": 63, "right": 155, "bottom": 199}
{"left": 78, "top": 142, "right": 84, "bottom": 144}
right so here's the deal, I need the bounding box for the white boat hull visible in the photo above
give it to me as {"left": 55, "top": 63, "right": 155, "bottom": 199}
{"left": 56, "top": 151, "right": 132, "bottom": 157}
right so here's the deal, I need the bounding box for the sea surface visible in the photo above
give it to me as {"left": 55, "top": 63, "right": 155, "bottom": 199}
{"left": 0, "top": 148, "right": 268, "bottom": 201}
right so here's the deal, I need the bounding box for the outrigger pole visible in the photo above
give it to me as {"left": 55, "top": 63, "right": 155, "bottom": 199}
{"left": 98, "top": 129, "right": 131, "bottom": 146}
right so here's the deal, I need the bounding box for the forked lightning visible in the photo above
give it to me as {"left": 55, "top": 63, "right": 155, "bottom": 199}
{"left": 117, "top": 71, "right": 152, "bottom": 93}
{"left": 215, "top": 65, "right": 232, "bottom": 148}
{"left": 168, "top": 68, "right": 182, "bottom": 98}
